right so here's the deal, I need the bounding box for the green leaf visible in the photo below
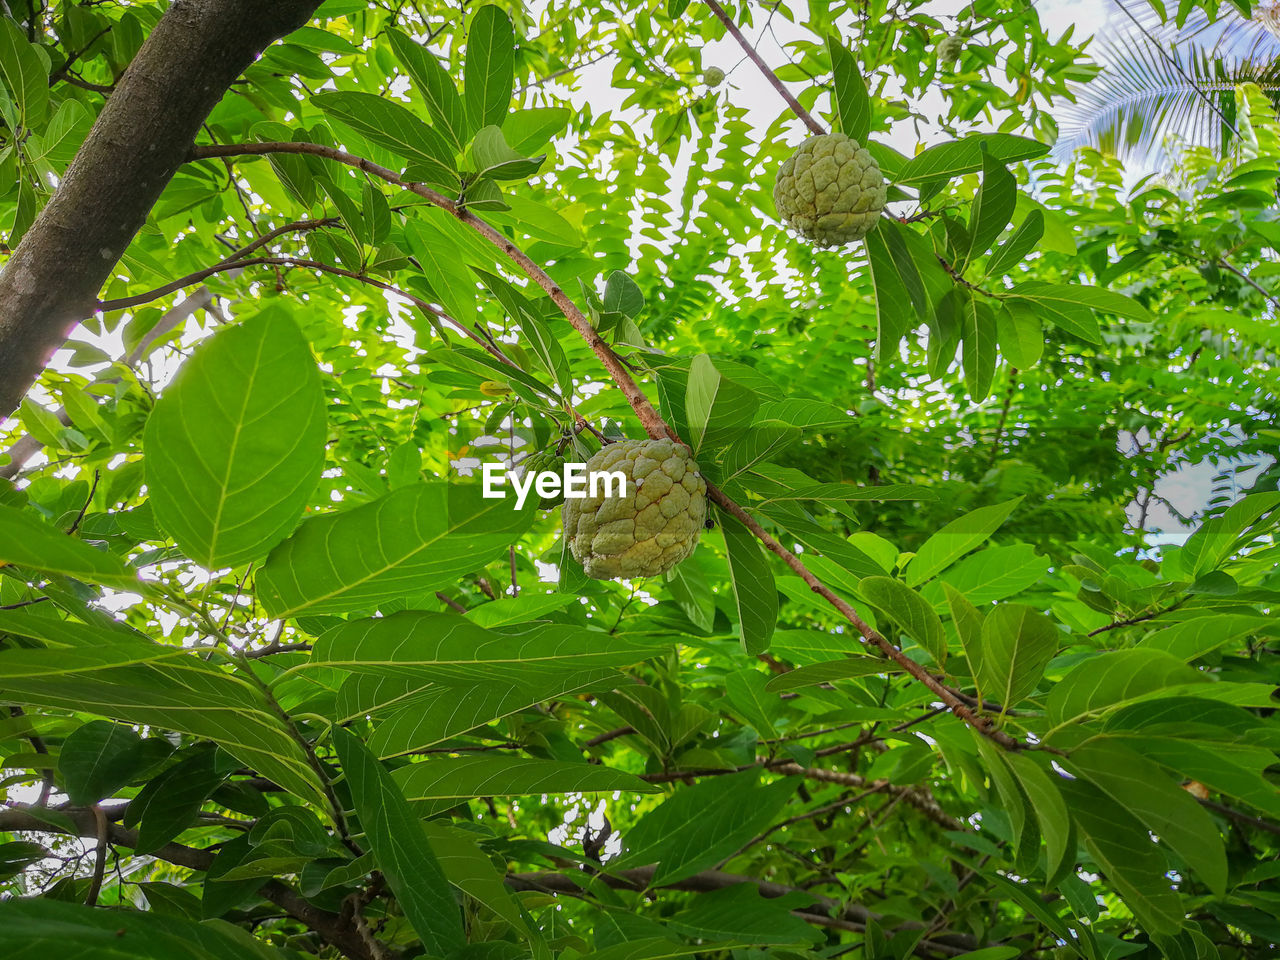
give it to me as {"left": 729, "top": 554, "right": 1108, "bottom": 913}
{"left": 1059, "top": 778, "right": 1186, "bottom": 935}
{"left": 986, "top": 209, "right": 1045, "bottom": 278}
{"left": 422, "top": 821, "right": 532, "bottom": 936}
{"left": 995, "top": 303, "right": 1043, "bottom": 368}
{"left": 59, "top": 720, "right": 144, "bottom": 805}
{"left": 502, "top": 106, "right": 572, "bottom": 155}
{"left": 866, "top": 223, "right": 913, "bottom": 353}
{"left": 311, "top": 611, "right": 667, "bottom": 686}
{"left": 966, "top": 157, "right": 1017, "bottom": 264}
{"left": 0, "top": 504, "right": 135, "bottom": 587}
{"left": 313, "top": 91, "right": 457, "bottom": 187}
{"left": 858, "top": 576, "right": 947, "bottom": 664}
{"left": 724, "top": 668, "right": 780, "bottom": 739}
{"left": 369, "top": 670, "right": 619, "bottom": 757}
{"left": 463, "top": 5, "right": 516, "bottom": 135}
{"left": 469, "top": 125, "right": 546, "bottom": 181}
{"left": 720, "top": 511, "right": 778, "bottom": 654}
{"left": 667, "top": 883, "right": 820, "bottom": 945}
{"left": 125, "top": 747, "right": 233, "bottom": 854}
{"left": 395, "top": 755, "right": 655, "bottom": 805}
{"left": 975, "top": 737, "right": 1038, "bottom": 871}
{"left": 387, "top": 29, "right": 466, "bottom": 149}
{"left": 0, "top": 19, "right": 49, "bottom": 126}
{"left": 1067, "top": 739, "right": 1227, "bottom": 896}
{"left": 942, "top": 583, "right": 985, "bottom": 680}
{"left": 0, "top": 645, "right": 324, "bottom": 807}
{"left": 1046, "top": 649, "right": 1204, "bottom": 728}
{"left": 1004, "top": 751, "right": 1073, "bottom": 887}
{"left": 404, "top": 213, "right": 483, "bottom": 323}
{"left": 144, "top": 306, "right": 326, "bottom": 569}
{"left": 0, "top": 898, "right": 291, "bottom": 960}
{"left": 1180, "top": 492, "right": 1280, "bottom": 578}
{"left": 1009, "top": 280, "right": 1150, "bottom": 321}
{"left": 976, "top": 604, "right": 1058, "bottom": 709}
{"left": 614, "top": 769, "right": 797, "bottom": 884}
{"left": 896, "top": 134, "right": 1049, "bottom": 185}
{"left": 333, "top": 728, "right": 465, "bottom": 954}
{"left": 256, "top": 484, "right": 536, "bottom": 618}
{"left": 827, "top": 35, "right": 870, "bottom": 144}
{"left": 1137, "top": 614, "right": 1264, "bottom": 661}
{"left": 764, "top": 655, "right": 899, "bottom": 692}
{"left": 684, "top": 355, "right": 759, "bottom": 453}
{"left": 959, "top": 291, "right": 998, "bottom": 400}
{"left": 905, "top": 498, "right": 1022, "bottom": 587}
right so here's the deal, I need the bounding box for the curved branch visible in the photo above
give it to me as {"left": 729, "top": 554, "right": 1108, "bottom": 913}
{"left": 701, "top": 0, "right": 826, "bottom": 135}
{"left": 185, "top": 140, "right": 1030, "bottom": 753}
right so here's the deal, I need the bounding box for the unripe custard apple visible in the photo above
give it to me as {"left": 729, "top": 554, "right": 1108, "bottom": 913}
{"left": 937, "top": 35, "right": 963, "bottom": 65}
{"left": 773, "top": 132, "right": 888, "bottom": 246}
{"left": 563, "top": 438, "right": 707, "bottom": 580}
{"left": 703, "top": 66, "right": 726, "bottom": 87}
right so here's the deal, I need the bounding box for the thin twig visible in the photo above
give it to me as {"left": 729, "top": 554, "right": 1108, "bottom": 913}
{"left": 84, "top": 805, "right": 109, "bottom": 906}
{"left": 701, "top": 0, "right": 825, "bottom": 135}
{"left": 186, "top": 140, "right": 1035, "bottom": 755}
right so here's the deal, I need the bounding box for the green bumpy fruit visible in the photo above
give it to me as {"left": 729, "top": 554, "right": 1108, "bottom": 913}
{"left": 703, "top": 66, "right": 725, "bottom": 87}
{"left": 937, "top": 35, "right": 963, "bottom": 65}
{"left": 563, "top": 438, "right": 707, "bottom": 580}
{"left": 773, "top": 132, "right": 888, "bottom": 246}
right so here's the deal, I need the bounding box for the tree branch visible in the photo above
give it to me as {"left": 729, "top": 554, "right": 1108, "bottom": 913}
{"left": 186, "top": 139, "right": 1032, "bottom": 755}
{"left": 0, "top": 805, "right": 380, "bottom": 960}
{"left": 0, "top": 0, "right": 327, "bottom": 418}
{"left": 701, "top": 0, "right": 826, "bottom": 135}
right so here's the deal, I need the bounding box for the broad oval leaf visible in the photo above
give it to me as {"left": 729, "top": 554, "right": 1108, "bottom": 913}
{"left": 144, "top": 306, "right": 326, "bottom": 569}
{"left": 256, "top": 484, "right": 536, "bottom": 618}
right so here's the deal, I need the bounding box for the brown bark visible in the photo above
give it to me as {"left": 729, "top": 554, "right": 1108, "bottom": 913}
{"left": 0, "top": 0, "right": 324, "bottom": 418}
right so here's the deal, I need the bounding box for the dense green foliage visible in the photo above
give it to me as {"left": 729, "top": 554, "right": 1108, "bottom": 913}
{"left": 1, "top": 1, "right": 1279, "bottom": 959}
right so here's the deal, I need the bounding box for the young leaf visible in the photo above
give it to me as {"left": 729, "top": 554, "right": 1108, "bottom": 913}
{"left": 144, "top": 305, "right": 326, "bottom": 569}
{"left": 332, "top": 728, "right": 465, "bottom": 954}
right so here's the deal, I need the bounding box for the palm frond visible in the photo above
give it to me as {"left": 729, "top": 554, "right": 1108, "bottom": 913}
{"left": 1056, "top": 13, "right": 1280, "bottom": 165}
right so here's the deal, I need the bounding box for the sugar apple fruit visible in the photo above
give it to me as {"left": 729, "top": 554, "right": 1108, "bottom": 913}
{"left": 937, "top": 34, "right": 963, "bottom": 67}
{"left": 703, "top": 66, "right": 726, "bottom": 87}
{"left": 563, "top": 438, "right": 707, "bottom": 580}
{"left": 773, "top": 132, "right": 887, "bottom": 246}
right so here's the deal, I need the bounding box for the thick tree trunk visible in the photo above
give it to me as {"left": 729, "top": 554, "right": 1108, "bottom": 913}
{"left": 0, "top": 0, "right": 323, "bottom": 419}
